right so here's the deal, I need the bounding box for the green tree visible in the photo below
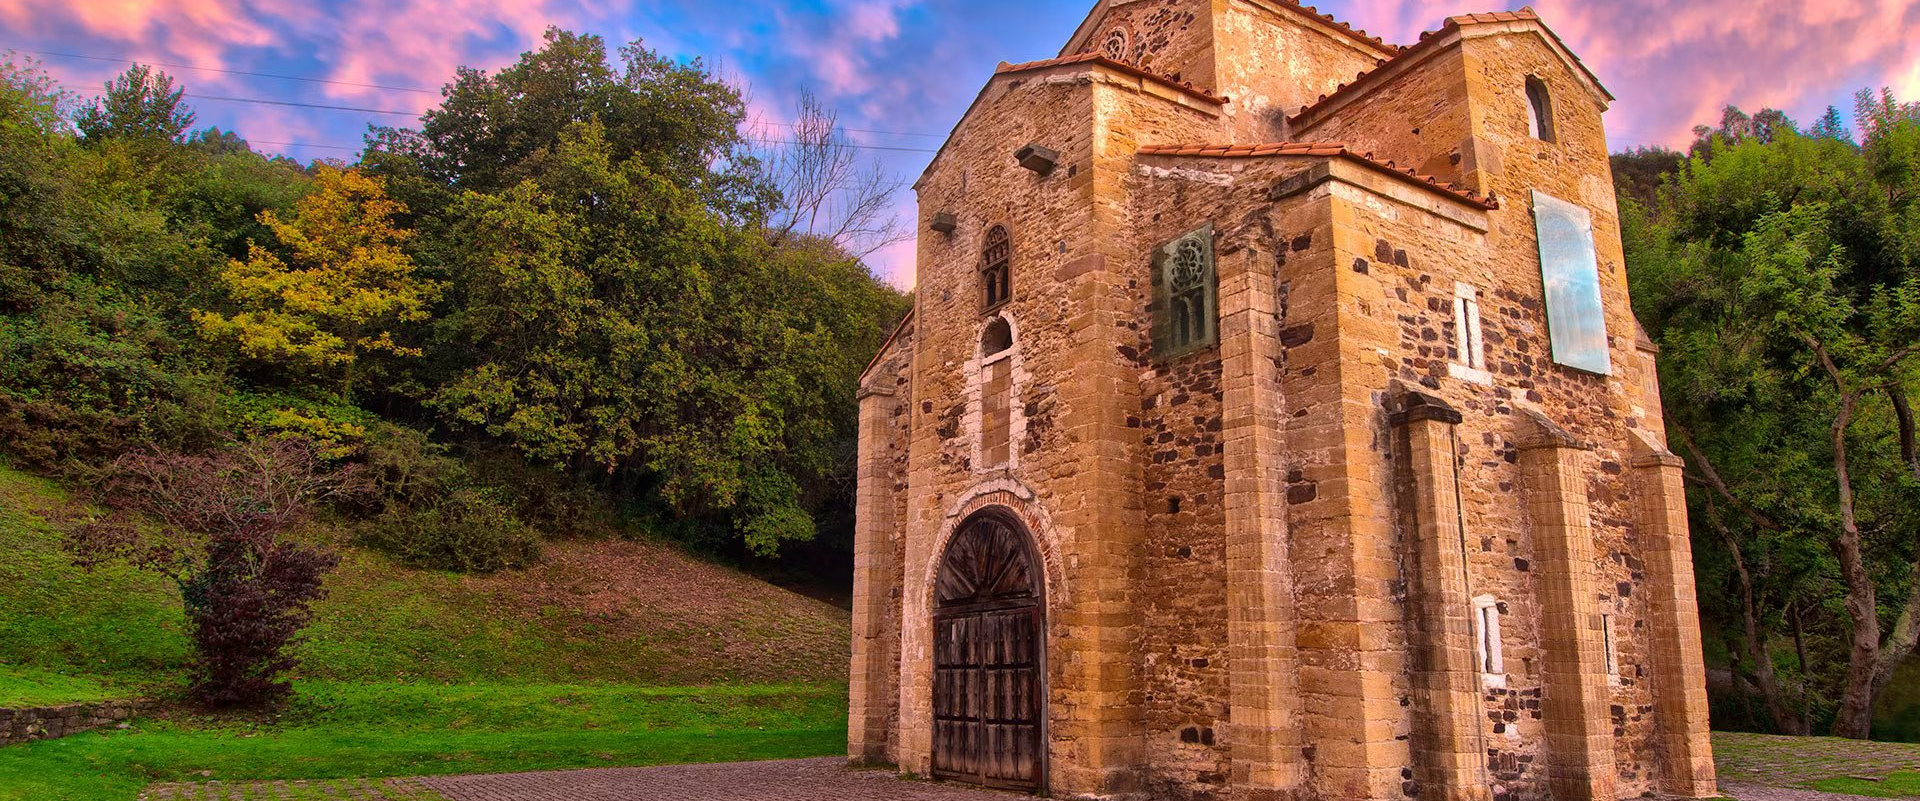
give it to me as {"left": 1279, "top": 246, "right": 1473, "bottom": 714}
{"left": 75, "top": 63, "right": 195, "bottom": 144}
{"left": 364, "top": 28, "right": 768, "bottom": 214}
{"left": 196, "top": 166, "right": 439, "bottom": 400}
{"left": 1629, "top": 93, "right": 1920, "bottom": 738}
{"left": 428, "top": 121, "right": 904, "bottom": 555}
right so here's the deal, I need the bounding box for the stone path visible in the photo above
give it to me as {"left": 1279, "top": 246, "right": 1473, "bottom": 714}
{"left": 1720, "top": 781, "right": 1903, "bottom": 801}
{"left": 143, "top": 752, "right": 1920, "bottom": 801}
{"left": 145, "top": 758, "right": 1025, "bottom": 801}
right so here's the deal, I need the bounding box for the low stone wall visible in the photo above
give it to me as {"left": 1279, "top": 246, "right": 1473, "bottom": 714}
{"left": 0, "top": 700, "right": 139, "bottom": 745}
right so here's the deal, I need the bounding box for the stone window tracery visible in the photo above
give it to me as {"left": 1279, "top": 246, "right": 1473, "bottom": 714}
{"left": 1152, "top": 224, "right": 1217, "bottom": 359}
{"left": 1099, "top": 28, "right": 1129, "bottom": 63}
{"left": 982, "top": 225, "right": 1012, "bottom": 311}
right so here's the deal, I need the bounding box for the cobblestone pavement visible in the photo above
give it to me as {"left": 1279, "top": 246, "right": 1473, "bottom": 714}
{"left": 144, "top": 758, "right": 1026, "bottom": 801}
{"left": 1720, "top": 781, "right": 1900, "bottom": 801}
{"left": 145, "top": 756, "right": 1910, "bottom": 801}
{"left": 143, "top": 777, "right": 444, "bottom": 800}
{"left": 417, "top": 757, "right": 1023, "bottom": 800}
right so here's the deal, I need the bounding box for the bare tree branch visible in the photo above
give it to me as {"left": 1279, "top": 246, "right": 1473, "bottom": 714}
{"left": 756, "top": 90, "right": 908, "bottom": 258}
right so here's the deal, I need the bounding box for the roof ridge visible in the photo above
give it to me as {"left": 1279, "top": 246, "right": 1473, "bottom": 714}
{"left": 1287, "top": 5, "right": 1608, "bottom": 129}
{"left": 1135, "top": 140, "right": 1500, "bottom": 209}
{"left": 995, "top": 53, "right": 1227, "bottom": 104}
{"left": 1264, "top": 0, "right": 1403, "bottom": 54}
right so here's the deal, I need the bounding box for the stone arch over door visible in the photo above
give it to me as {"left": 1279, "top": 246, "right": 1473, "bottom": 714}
{"left": 931, "top": 507, "right": 1046, "bottom": 791}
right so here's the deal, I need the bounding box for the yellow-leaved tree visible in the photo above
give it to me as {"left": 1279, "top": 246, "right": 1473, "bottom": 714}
{"left": 196, "top": 166, "right": 439, "bottom": 400}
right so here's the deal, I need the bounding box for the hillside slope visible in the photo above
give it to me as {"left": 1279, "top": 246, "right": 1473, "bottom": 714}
{"left": 0, "top": 462, "right": 851, "bottom": 702}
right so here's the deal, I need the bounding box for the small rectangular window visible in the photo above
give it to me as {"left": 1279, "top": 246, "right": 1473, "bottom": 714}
{"left": 1453, "top": 282, "right": 1486, "bottom": 370}
{"left": 1476, "top": 599, "right": 1504, "bottom": 674}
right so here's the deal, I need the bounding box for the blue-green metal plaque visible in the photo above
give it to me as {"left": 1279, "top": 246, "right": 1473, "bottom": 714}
{"left": 1531, "top": 190, "right": 1610, "bottom": 375}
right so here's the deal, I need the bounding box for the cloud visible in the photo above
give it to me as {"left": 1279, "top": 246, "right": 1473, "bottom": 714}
{"left": 0, "top": 0, "right": 275, "bottom": 77}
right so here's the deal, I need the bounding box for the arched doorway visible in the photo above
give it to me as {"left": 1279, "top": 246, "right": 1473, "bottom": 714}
{"left": 932, "top": 510, "right": 1044, "bottom": 791}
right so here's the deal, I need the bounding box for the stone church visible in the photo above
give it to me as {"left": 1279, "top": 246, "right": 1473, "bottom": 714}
{"left": 848, "top": 2, "right": 1717, "bottom": 799}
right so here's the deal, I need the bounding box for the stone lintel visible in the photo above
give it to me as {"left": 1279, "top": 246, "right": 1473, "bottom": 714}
{"left": 856, "top": 384, "right": 897, "bottom": 401}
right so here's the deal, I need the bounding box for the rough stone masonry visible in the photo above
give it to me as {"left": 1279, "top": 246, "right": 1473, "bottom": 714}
{"left": 849, "top": 2, "right": 1717, "bottom": 800}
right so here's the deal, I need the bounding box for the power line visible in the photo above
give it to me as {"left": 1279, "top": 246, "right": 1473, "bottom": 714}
{"left": 252, "top": 139, "right": 359, "bottom": 152}
{"left": 27, "top": 47, "right": 947, "bottom": 139}
{"left": 186, "top": 93, "right": 419, "bottom": 116}
{"left": 53, "top": 80, "right": 422, "bottom": 117}
{"left": 745, "top": 136, "right": 936, "bottom": 154}
{"left": 8, "top": 45, "right": 438, "bottom": 94}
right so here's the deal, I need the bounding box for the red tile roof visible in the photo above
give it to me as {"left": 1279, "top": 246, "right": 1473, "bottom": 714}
{"left": 1135, "top": 141, "right": 1500, "bottom": 209}
{"left": 996, "top": 53, "right": 1228, "bottom": 105}
{"left": 1287, "top": 6, "right": 1612, "bottom": 129}
{"left": 1262, "top": 0, "right": 1402, "bottom": 55}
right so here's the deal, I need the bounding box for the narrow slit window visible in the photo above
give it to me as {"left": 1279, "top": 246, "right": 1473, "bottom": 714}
{"left": 1453, "top": 282, "right": 1486, "bottom": 370}
{"left": 982, "top": 225, "right": 1012, "bottom": 311}
{"left": 1477, "top": 600, "right": 1505, "bottom": 674}
{"left": 1526, "top": 77, "right": 1555, "bottom": 142}
{"left": 1602, "top": 614, "right": 1618, "bottom": 676}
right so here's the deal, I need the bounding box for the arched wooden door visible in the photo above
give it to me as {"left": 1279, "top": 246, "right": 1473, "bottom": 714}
{"left": 932, "top": 511, "right": 1044, "bottom": 791}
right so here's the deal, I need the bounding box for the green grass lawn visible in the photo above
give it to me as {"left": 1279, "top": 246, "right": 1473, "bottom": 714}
{"left": 0, "top": 681, "right": 846, "bottom": 801}
{"left": 0, "top": 460, "right": 853, "bottom": 799}
{"left": 0, "top": 664, "right": 126, "bottom": 707}
{"left": 1814, "top": 771, "right": 1920, "bottom": 797}
{"left": 1715, "top": 731, "right": 1920, "bottom": 795}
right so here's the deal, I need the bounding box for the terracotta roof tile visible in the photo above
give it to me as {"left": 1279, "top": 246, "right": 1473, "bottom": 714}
{"left": 1136, "top": 141, "right": 1500, "bottom": 209}
{"left": 996, "top": 53, "right": 1227, "bottom": 105}
{"left": 1288, "top": 6, "right": 1610, "bottom": 129}
{"left": 1266, "top": 0, "right": 1402, "bottom": 54}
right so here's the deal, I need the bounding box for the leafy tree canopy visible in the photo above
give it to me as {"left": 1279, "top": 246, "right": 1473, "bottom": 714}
{"left": 76, "top": 63, "right": 195, "bottom": 144}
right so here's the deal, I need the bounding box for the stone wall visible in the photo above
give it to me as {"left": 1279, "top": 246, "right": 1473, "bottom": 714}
{"left": 0, "top": 700, "right": 139, "bottom": 745}
{"left": 1214, "top": 0, "right": 1391, "bottom": 141}
{"left": 1069, "top": 0, "right": 1215, "bottom": 88}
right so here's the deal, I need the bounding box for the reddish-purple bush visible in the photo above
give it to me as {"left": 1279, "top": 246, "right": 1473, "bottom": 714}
{"left": 63, "top": 438, "right": 356, "bottom": 707}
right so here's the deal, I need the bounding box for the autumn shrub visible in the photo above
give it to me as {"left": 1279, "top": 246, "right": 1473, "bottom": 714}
{"left": 357, "top": 486, "right": 538, "bottom": 573}
{"left": 62, "top": 438, "right": 351, "bottom": 707}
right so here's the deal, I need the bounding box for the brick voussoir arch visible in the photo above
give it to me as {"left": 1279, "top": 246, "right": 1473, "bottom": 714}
{"left": 925, "top": 479, "right": 1069, "bottom": 613}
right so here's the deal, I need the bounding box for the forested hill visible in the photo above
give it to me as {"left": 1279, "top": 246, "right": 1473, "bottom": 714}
{"left": 0, "top": 30, "right": 909, "bottom": 587}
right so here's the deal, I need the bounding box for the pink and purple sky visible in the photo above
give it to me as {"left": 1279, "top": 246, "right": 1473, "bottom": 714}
{"left": 4, "top": 0, "right": 1916, "bottom": 286}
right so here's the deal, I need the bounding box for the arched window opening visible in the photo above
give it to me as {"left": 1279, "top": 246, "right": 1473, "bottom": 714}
{"left": 1526, "top": 76, "right": 1555, "bottom": 142}
{"left": 982, "top": 225, "right": 1012, "bottom": 311}
{"left": 981, "top": 316, "right": 1013, "bottom": 356}
{"left": 980, "top": 315, "right": 1014, "bottom": 467}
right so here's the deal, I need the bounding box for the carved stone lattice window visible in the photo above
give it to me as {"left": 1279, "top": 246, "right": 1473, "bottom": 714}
{"left": 1099, "top": 28, "right": 1129, "bottom": 62}
{"left": 982, "top": 225, "right": 1011, "bottom": 311}
{"left": 1151, "top": 224, "right": 1217, "bottom": 359}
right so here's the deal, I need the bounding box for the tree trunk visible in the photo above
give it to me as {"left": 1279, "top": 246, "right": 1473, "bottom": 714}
{"left": 1873, "top": 384, "right": 1920, "bottom": 704}
{"left": 1721, "top": 525, "right": 1807, "bottom": 734}
{"left": 1827, "top": 387, "right": 1881, "bottom": 739}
